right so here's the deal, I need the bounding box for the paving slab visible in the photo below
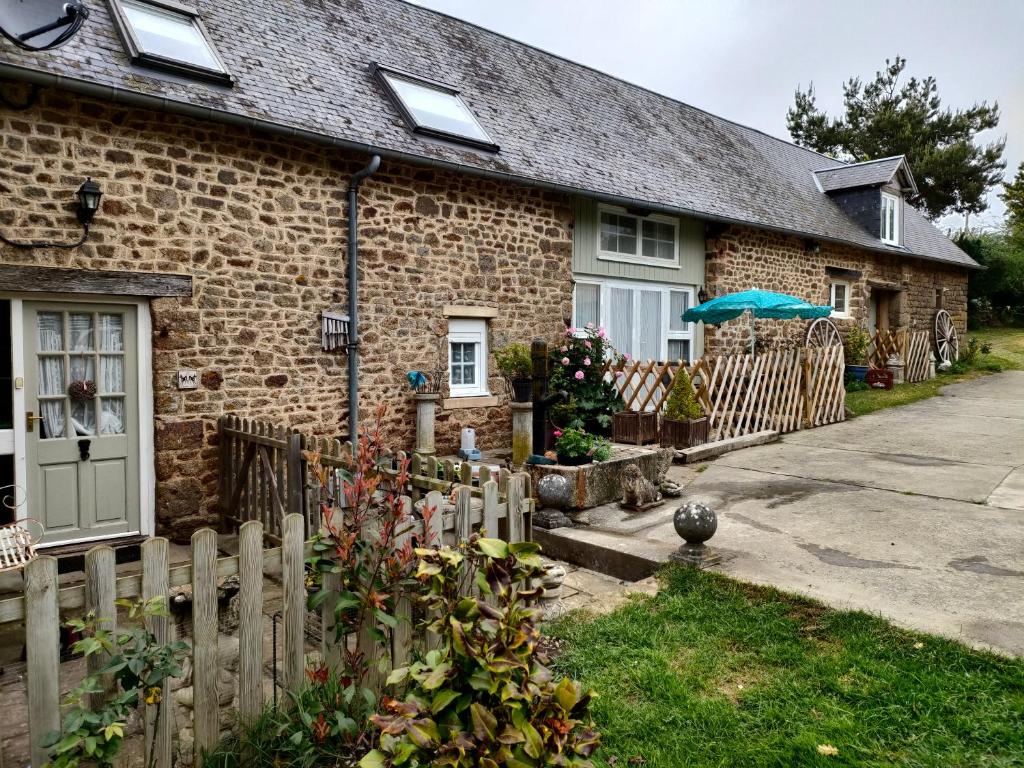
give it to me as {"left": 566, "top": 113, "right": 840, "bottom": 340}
{"left": 541, "top": 371, "right": 1024, "bottom": 656}
{"left": 988, "top": 467, "right": 1024, "bottom": 511}
{"left": 716, "top": 442, "right": 1013, "bottom": 503}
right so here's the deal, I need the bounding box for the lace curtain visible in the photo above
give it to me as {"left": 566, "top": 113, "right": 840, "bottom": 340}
{"left": 36, "top": 312, "right": 126, "bottom": 439}
{"left": 37, "top": 313, "right": 65, "bottom": 440}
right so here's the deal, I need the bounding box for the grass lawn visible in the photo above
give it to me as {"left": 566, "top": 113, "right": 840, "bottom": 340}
{"left": 845, "top": 327, "right": 1024, "bottom": 417}
{"left": 548, "top": 567, "right": 1024, "bottom": 768}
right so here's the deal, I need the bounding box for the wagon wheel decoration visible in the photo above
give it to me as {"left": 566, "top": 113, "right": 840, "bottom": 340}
{"left": 804, "top": 317, "right": 842, "bottom": 349}
{"left": 934, "top": 309, "right": 959, "bottom": 365}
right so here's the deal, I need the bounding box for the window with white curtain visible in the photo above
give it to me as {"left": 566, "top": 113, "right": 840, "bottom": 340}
{"left": 448, "top": 318, "right": 488, "bottom": 398}
{"left": 574, "top": 280, "right": 696, "bottom": 363}
{"left": 36, "top": 310, "right": 127, "bottom": 440}
{"left": 830, "top": 281, "right": 850, "bottom": 318}
{"left": 881, "top": 193, "right": 900, "bottom": 244}
{"left": 668, "top": 290, "right": 691, "bottom": 362}
{"left": 598, "top": 205, "right": 679, "bottom": 267}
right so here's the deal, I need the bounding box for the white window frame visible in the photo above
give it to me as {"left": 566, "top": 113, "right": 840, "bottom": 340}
{"left": 881, "top": 192, "right": 900, "bottom": 245}
{"left": 596, "top": 205, "right": 680, "bottom": 269}
{"left": 573, "top": 279, "right": 696, "bottom": 363}
{"left": 107, "top": 0, "right": 233, "bottom": 84}
{"left": 829, "top": 281, "right": 851, "bottom": 319}
{"left": 447, "top": 318, "right": 488, "bottom": 398}
{"left": 372, "top": 64, "right": 499, "bottom": 152}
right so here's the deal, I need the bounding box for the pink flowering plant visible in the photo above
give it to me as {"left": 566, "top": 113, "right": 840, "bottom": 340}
{"left": 549, "top": 324, "right": 624, "bottom": 431}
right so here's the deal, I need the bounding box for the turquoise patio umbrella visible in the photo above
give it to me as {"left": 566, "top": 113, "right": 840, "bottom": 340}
{"left": 682, "top": 289, "right": 833, "bottom": 355}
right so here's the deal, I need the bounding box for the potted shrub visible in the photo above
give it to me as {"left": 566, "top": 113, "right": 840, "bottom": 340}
{"left": 554, "top": 427, "right": 612, "bottom": 466}
{"left": 844, "top": 326, "right": 871, "bottom": 381}
{"left": 548, "top": 324, "right": 624, "bottom": 436}
{"left": 660, "top": 368, "right": 708, "bottom": 448}
{"left": 494, "top": 342, "right": 533, "bottom": 402}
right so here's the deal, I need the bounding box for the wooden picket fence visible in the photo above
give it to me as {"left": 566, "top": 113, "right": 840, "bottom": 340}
{"left": 219, "top": 415, "right": 533, "bottom": 542}
{"left": 605, "top": 346, "right": 846, "bottom": 441}
{"left": 1, "top": 471, "right": 530, "bottom": 767}
{"left": 868, "top": 328, "right": 930, "bottom": 382}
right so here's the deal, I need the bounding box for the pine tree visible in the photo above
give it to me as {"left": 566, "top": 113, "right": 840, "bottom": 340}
{"left": 787, "top": 56, "right": 1005, "bottom": 220}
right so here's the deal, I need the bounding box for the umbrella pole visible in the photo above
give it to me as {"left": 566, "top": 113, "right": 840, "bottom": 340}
{"left": 749, "top": 310, "right": 755, "bottom": 357}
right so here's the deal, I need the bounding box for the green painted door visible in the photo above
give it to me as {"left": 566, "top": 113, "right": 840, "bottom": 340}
{"left": 24, "top": 302, "right": 139, "bottom": 544}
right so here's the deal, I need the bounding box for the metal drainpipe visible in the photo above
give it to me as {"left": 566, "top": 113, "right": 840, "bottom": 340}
{"left": 347, "top": 155, "right": 381, "bottom": 446}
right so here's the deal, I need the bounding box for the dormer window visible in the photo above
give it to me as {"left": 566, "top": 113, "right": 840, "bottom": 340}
{"left": 881, "top": 192, "right": 900, "bottom": 245}
{"left": 373, "top": 65, "right": 498, "bottom": 151}
{"left": 107, "top": 0, "right": 231, "bottom": 84}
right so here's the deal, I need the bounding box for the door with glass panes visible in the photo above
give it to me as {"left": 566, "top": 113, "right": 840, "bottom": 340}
{"left": 24, "top": 302, "right": 139, "bottom": 543}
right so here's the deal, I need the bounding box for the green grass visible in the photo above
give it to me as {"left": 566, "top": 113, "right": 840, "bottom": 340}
{"left": 547, "top": 567, "right": 1024, "bottom": 768}
{"left": 845, "top": 327, "right": 1024, "bottom": 417}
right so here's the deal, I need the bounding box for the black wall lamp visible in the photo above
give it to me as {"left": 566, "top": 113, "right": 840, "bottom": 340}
{"left": 698, "top": 286, "right": 710, "bottom": 304}
{"left": 0, "top": 178, "right": 103, "bottom": 250}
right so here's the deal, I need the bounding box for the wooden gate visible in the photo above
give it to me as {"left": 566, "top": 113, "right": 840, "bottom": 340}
{"left": 867, "top": 328, "right": 930, "bottom": 383}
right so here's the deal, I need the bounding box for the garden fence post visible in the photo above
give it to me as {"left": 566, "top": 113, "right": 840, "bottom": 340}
{"left": 238, "top": 521, "right": 264, "bottom": 721}
{"left": 142, "top": 537, "right": 172, "bottom": 768}
{"left": 84, "top": 545, "right": 117, "bottom": 708}
{"left": 282, "top": 513, "right": 306, "bottom": 695}
{"left": 391, "top": 496, "right": 414, "bottom": 670}
{"left": 25, "top": 556, "right": 59, "bottom": 768}
{"left": 191, "top": 528, "right": 219, "bottom": 765}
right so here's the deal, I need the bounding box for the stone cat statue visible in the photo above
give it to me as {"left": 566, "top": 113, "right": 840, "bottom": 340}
{"left": 621, "top": 463, "right": 662, "bottom": 509}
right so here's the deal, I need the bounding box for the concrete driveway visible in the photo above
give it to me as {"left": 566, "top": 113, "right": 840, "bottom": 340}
{"left": 694, "top": 371, "right": 1024, "bottom": 655}
{"left": 540, "top": 371, "right": 1024, "bottom": 655}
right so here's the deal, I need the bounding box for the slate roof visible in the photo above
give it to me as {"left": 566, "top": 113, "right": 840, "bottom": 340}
{"left": 0, "top": 0, "right": 977, "bottom": 269}
{"left": 814, "top": 156, "right": 919, "bottom": 194}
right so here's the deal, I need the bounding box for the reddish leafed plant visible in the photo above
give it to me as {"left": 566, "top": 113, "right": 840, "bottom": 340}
{"left": 306, "top": 405, "right": 437, "bottom": 703}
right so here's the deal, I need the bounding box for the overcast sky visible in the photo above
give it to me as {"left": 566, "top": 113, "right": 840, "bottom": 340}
{"left": 412, "top": 0, "right": 1023, "bottom": 233}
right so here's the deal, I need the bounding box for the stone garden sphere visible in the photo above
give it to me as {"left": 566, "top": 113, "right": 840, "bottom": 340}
{"left": 673, "top": 501, "right": 717, "bottom": 545}
{"left": 537, "top": 474, "right": 573, "bottom": 509}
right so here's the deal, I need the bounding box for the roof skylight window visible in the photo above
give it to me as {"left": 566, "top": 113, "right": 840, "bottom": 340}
{"left": 373, "top": 65, "right": 498, "bottom": 151}
{"left": 108, "top": 0, "right": 231, "bottom": 84}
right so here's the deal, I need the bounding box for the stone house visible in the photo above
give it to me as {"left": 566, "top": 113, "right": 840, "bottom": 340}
{"left": 0, "top": 0, "right": 975, "bottom": 544}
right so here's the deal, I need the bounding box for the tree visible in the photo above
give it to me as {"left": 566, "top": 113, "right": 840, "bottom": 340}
{"left": 787, "top": 56, "right": 1005, "bottom": 220}
{"left": 1002, "top": 162, "right": 1024, "bottom": 233}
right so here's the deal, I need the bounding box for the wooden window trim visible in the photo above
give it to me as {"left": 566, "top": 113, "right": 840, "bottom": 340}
{"left": 0, "top": 266, "right": 192, "bottom": 297}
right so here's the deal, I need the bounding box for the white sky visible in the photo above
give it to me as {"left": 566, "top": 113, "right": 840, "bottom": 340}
{"left": 411, "top": 0, "right": 1023, "bottom": 233}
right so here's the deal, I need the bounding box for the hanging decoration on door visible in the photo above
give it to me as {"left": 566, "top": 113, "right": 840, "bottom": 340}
{"left": 68, "top": 379, "right": 97, "bottom": 402}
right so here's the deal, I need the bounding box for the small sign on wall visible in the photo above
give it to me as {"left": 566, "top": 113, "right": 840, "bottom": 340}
{"left": 177, "top": 369, "right": 199, "bottom": 390}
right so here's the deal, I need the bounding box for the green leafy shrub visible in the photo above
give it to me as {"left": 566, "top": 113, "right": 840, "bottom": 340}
{"left": 962, "top": 336, "right": 981, "bottom": 364}
{"left": 549, "top": 325, "right": 623, "bottom": 430}
{"left": 43, "top": 598, "right": 188, "bottom": 768}
{"left": 494, "top": 344, "right": 533, "bottom": 379}
{"left": 845, "top": 377, "right": 870, "bottom": 392}
{"left": 843, "top": 326, "right": 871, "bottom": 365}
{"left": 553, "top": 427, "right": 612, "bottom": 462}
{"left": 203, "top": 667, "right": 362, "bottom": 767}
{"left": 980, "top": 340, "right": 994, "bottom": 354}
{"left": 664, "top": 368, "right": 704, "bottom": 421}
{"left": 361, "top": 536, "right": 600, "bottom": 768}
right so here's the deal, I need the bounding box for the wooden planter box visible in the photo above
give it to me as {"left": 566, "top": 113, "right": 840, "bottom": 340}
{"left": 660, "top": 416, "right": 708, "bottom": 448}
{"left": 612, "top": 411, "right": 659, "bottom": 445}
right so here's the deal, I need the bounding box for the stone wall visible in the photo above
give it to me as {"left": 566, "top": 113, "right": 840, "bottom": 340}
{"left": 703, "top": 225, "right": 969, "bottom": 354}
{"left": 0, "top": 84, "right": 572, "bottom": 539}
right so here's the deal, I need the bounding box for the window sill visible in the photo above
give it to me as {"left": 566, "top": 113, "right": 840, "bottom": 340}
{"left": 443, "top": 305, "right": 498, "bottom": 318}
{"left": 442, "top": 395, "right": 499, "bottom": 409}
{"left": 831, "top": 312, "right": 851, "bottom": 320}
{"left": 596, "top": 253, "right": 681, "bottom": 269}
